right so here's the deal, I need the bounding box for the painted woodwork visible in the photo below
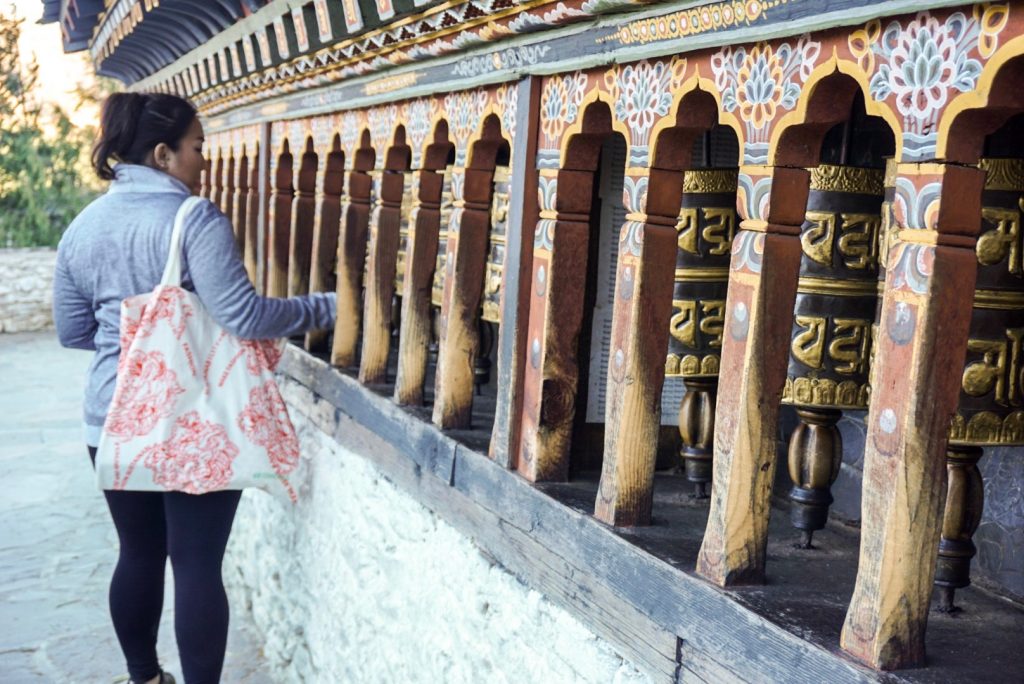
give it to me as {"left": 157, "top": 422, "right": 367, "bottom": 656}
{"left": 266, "top": 146, "right": 294, "bottom": 298}
{"left": 360, "top": 149, "right": 412, "bottom": 385}
{"left": 595, "top": 168, "right": 678, "bottom": 526}
{"left": 331, "top": 151, "right": 376, "bottom": 367}
{"left": 936, "top": 157, "right": 1024, "bottom": 611}
{"left": 231, "top": 154, "right": 249, "bottom": 260}
{"left": 782, "top": 164, "right": 885, "bottom": 547}
{"left": 490, "top": 77, "right": 539, "bottom": 470}
{"left": 841, "top": 163, "right": 986, "bottom": 670}
{"left": 696, "top": 165, "right": 809, "bottom": 586}
{"left": 481, "top": 166, "right": 511, "bottom": 325}
{"left": 395, "top": 164, "right": 454, "bottom": 406}
{"left": 433, "top": 154, "right": 505, "bottom": 429}
{"left": 287, "top": 145, "right": 318, "bottom": 298}
{"left": 668, "top": 168, "right": 738, "bottom": 498}
{"left": 305, "top": 147, "right": 345, "bottom": 352}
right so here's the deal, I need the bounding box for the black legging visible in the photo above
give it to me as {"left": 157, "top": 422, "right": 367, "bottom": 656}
{"left": 89, "top": 447, "right": 242, "bottom": 683}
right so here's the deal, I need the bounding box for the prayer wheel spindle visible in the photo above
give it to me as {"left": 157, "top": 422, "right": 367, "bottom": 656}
{"left": 938, "top": 157, "right": 1024, "bottom": 611}
{"left": 783, "top": 164, "right": 884, "bottom": 548}
{"left": 666, "top": 167, "right": 738, "bottom": 498}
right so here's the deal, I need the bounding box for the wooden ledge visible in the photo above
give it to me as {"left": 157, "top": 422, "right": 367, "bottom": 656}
{"left": 279, "top": 346, "right": 1024, "bottom": 683}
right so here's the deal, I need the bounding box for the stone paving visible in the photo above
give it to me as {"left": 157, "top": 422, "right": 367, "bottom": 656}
{"left": 0, "top": 332, "right": 274, "bottom": 684}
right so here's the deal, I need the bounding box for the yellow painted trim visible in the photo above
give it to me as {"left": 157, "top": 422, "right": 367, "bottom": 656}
{"left": 768, "top": 52, "right": 903, "bottom": 165}
{"left": 648, "top": 67, "right": 745, "bottom": 166}
{"left": 937, "top": 33, "right": 1024, "bottom": 159}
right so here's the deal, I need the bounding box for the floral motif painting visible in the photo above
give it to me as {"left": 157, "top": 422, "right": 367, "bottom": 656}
{"left": 849, "top": 5, "right": 1009, "bottom": 160}
{"left": 540, "top": 71, "right": 588, "bottom": 151}
{"left": 712, "top": 37, "right": 820, "bottom": 163}
{"left": 604, "top": 59, "right": 686, "bottom": 166}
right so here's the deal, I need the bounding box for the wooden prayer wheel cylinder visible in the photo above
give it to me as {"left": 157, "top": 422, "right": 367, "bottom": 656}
{"left": 392, "top": 172, "right": 417, "bottom": 339}
{"left": 783, "top": 164, "right": 884, "bottom": 547}
{"left": 473, "top": 166, "right": 511, "bottom": 392}
{"left": 938, "top": 157, "right": 1024, "bottom": 611}
{"left": 429, "top": 166, "right": 455, "bottom": 355}
{"left": 665, "top": 168, "right": 738, "bottom": 498}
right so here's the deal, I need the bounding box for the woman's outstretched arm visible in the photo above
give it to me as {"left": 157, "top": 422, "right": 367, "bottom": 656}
{"left": 181, "top": 199, "right": 337, "bottom": 340}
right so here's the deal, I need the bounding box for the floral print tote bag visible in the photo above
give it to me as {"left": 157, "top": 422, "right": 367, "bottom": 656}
{"left": 95, "top": 196, "right": 301, "bottom": 502}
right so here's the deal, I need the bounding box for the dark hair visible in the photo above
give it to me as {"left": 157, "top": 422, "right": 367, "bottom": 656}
{"left": 91, "top": 92, "right": 198, "bottom": 181}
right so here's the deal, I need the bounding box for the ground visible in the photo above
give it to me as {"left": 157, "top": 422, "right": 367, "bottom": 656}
{"left": 0, "top": 331, "right": 273, "bottom": 683}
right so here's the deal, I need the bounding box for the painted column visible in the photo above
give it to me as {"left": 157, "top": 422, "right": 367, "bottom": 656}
{"left": 395, "top": 166, "right": 446, "bottom": 405}
{"left": 432, "top": 166, "right": 492, "bottom": 428}
{"left": 696, "top": 165, "right": 809, "bottom": 586}
{"left": 331, "top": 164, "right": 374, "bottom": 367}
{"left": 360, "top": 156, "right": 408, "bottom": 384}
{"left": 841, "top": 163, "right": 985, "bottom": 670}
{"left": 595, "top": 167, "right": 677, "bottom": 526}
{"left": 518, "top": 169, "right": 592, "bottom": 482}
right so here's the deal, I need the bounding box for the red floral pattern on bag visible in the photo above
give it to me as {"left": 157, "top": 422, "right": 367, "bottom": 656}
{"left": 140, "top": 411, "right": 239, "bottom": 494}
{"left": 237, "top": 381, "right": 299, "bottom": 476}
{"left": 106, "top": 350, "right": 185, "bottom": 440}
{"left": 217, "top": 339, "right": 285, "bottom": 387}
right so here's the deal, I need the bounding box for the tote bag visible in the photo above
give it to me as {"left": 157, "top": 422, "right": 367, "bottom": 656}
{"left": 95, "top": 196, "right": 301, "bottom": 503}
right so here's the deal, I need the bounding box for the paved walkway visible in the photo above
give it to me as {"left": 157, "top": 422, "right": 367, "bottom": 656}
{"left": 0, "top": 332, "right": 273, "bottom": 683}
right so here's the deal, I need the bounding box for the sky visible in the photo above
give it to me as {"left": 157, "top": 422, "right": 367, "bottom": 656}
{"left": 11, "top": 0, "right": 102, "bottom": 128}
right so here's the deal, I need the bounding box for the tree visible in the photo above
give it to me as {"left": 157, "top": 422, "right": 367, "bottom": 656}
{"left": 0, "top": 6, "right": 99, "bottom": 247}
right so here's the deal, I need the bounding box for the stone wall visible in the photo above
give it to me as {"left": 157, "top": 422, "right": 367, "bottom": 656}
{"left": 0, "top": 248, "right": 56, "bottom": 333}
{"left": 224, "top": 393, "right": 652, "bottom": 683}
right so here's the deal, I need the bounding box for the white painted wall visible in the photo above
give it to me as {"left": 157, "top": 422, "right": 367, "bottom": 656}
{"left": 224, "top": 407, "right": 653, "bottom": 684}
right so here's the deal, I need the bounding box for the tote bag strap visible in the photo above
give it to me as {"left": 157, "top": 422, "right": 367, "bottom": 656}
{"left": 160, "top": 196, "right": 204, "bottom": 287}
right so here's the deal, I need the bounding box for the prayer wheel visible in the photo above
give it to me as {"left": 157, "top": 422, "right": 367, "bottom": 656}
{"left": 938, "top": 157, "right": 1024, "bottom": 611}
{"left": 474, "top": 165, "right": 511, "bottom": 392}
{"left": 480, "top": 166, "right": 510, "bottom": 324}
{"left": 393, "top": 172, "right": 417, "bottom": 338}
{"left": 666, "top": 168, "right": 738, "bottom": 498}
{"left": 430, "top": 166, "right": 456, "bottom": 353}
{"left": 782, "top": 164, "right": 885, "bottom": 547}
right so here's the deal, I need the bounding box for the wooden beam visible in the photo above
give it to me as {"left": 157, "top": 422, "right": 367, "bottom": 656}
{"left": 266, "top": 151, "right": 295, "bottom": 298}
{"left": 305, "top": 157, "right": 343, "bottom": 352}
{"left": 841, "top": 164, "right": 985, "bottom": 669}
{"left": 359, "top": 169, "right": 406, "bottom": 384}
{"left": 394, "top": 168, "right": 445, "bottom": 405}
{"left": 696, "top": 165, "right": 808, "bottom": 586}
{"left": 286, "top": 178, "right": 317, "bottom": 297}
{"left": 490, "top": 76, "right": 540, "bottom": 469}
{"left": 432, "top": 167, "right": 492, "bottom": 428}
{"left": 330, "top": 168, "right": 374, "bottom": 367}
{"left": 595, "top": 208, "right": 677, "bottom": 526}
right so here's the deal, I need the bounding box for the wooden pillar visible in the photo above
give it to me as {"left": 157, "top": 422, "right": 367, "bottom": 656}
{"left": 360, "top": 150, "right": 409, "bottom": 384}
{"left": 243, "top": 155, "right": 261, "bottom": 286}
{"left": 595, "top": 167, "right": 677, "bottom": 526}
{"left": 840, "top": 163, "right": 985, "bottom": 670}
{"left": 394, "top": 165, "right": 448, "bottom": 405}
{"left": 695, "top": 165, "right": 809, "bottom": 586}
{"left": 255, "top": 126, "right": 271, "bottom": 294}
{"left": 490, "top": 76, "right": 540, "bottom": 468}
{"left": 222, "top": 156, "right": 236, "bottom": 230}
{"left": 305, "top": 150, "right": 344, "bottom": 352}
{"left": 287, "top": 149, "right": 318, "bottom": 297}
{"left": 231, "top": 155, "right": 249, "bottom": 260}
{"left": 518, "top": 168, "right": 593, "bottom": 482}
{"left": 331, "top": 156, "right": 374, "bottom": 367}
{"left": 265, "top": 148, "right": 294, "bottom": 298}
{"left": 432, "top": 166, "right": 493, "bottom": 428}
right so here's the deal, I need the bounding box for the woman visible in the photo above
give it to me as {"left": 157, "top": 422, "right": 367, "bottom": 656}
{"left": 52, "top": 93, "right": 336, "bottom": 684}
